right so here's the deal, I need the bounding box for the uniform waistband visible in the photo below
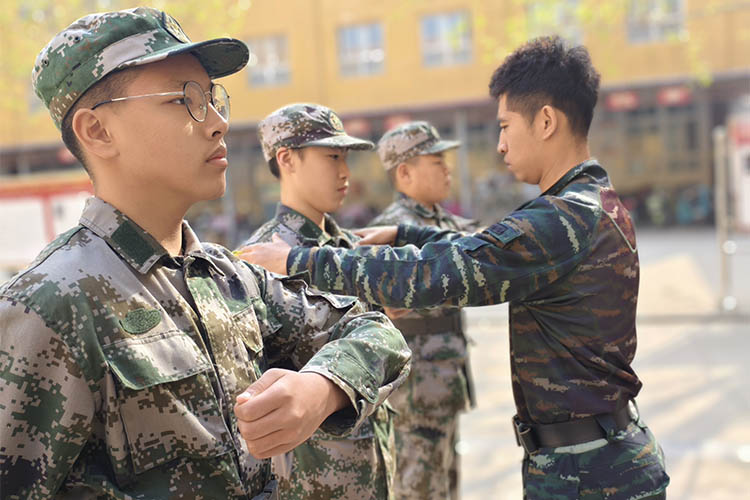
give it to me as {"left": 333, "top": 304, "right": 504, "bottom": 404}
{"left": 512, "top": 402, "right": 637, "bottom": 455}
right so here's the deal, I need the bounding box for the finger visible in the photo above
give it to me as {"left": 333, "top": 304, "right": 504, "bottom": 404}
{"left": 234, "top": 369, "right": 288, "bottom": 421}
{"left": 244, "top": 429, "right": 298, "bottom": 459}
{"left": 237, "top": 409, "right": 286, "bottom": 442}
{"left": 235, "top": 247, "right": 255, "bottom": 260}
{"left": 237, "top": 368, "right": 287, "bottom": 400}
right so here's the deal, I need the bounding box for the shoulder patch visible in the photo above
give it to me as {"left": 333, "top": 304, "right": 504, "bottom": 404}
{"left": 600, "top": 187, "right": 637, "bottom": 252}
{"left": 483, "top": 222, "right": 523, "bottom": 246}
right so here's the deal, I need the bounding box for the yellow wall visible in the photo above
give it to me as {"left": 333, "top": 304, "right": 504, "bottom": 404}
{"left": 2, "top": 0, "right": 749, "bottom": 147}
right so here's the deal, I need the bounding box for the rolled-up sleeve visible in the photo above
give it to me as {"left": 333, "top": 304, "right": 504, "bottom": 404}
{"left": 247, "top": 266, "right": 411, "bottom": 436}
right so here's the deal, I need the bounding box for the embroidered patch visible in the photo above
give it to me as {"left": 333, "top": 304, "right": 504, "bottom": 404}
{"left": 120, "top": 308, "right": 162, "bottom": 334}
{"left": 329, "top": 112, "right": 345, "bottom": 133}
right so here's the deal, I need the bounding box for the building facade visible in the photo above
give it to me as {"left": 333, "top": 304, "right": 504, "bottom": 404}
{"left": 1, "top": 0, "right": 749, "bottom": 251}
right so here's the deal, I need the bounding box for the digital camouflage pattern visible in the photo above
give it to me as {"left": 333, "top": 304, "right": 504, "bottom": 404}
{"left": 258, "top": 103, "right": 373, "bottom": 162}
{"left": 523, "top": 414, "right": 668, "bottom": 499}
{"left": 31, "top": 7, "right": 248, "bottom": 129}
{"left": 369, "top": 193, "right": 478, "bottom": 500}
{"left": 287, "top": 160, "right": 670, "bottom": 498}
{"left": 0, "top": 197, "right": 411, "bottom": 499}
{"left": 376, "top": 120, "right": 460, "bottom": 171}
{"left": 241, "top": 203, "right": 398, "bottom": 500}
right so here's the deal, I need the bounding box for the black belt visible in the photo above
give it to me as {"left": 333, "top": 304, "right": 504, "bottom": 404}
{"left": 512, "top": 404, "right": 634, "bottom": 455}
{"left": 391, "top": 311, "right": 463, "bottom": 336}
{"left": 251, "top": 478, "right": 278, "bottom": 500}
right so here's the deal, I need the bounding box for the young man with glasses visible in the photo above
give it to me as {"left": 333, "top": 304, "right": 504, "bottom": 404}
{"left": 0, "top": 8, "right": 410, "bottom": 499}
{"left": 238, "top": 103, "right": 396, "bottom": 500}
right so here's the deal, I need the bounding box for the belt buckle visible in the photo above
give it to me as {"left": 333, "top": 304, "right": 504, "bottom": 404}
{"left": 512, "top": 415, "right": 539, "bottom": 455}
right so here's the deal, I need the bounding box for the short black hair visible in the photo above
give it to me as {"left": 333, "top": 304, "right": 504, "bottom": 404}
{"left": 268, "top": 157, "right": 281, "bottom": 178}
{"left": 267, "top": 147, "right": 305, "bottom": 179}
{"left": 60, "top": 67, "right": 140, "bottom": 173}
{"left": 488, "top": 36, "right": 600, "bottom": 138}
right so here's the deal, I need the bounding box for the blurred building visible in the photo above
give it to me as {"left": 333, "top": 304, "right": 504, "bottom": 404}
{"left": 1, "top": 0, "right": 749, "bottom": 250}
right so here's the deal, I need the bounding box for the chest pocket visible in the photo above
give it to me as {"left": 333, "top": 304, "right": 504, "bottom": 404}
{"left": 232, "top": 300, "right": 267, "bottom": 381}
{"left": 103, "top": 329, "right": 232, "bottom": 475}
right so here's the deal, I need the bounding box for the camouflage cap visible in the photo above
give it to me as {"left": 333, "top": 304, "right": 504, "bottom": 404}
{"left": 32, "top": 7, "right": 249, "bottom": 129}
{"left": 258, "top": 103, "right": 374, "bottom": 162}
{"left": 377, "top": 121, "right": 460, "bottom": 170}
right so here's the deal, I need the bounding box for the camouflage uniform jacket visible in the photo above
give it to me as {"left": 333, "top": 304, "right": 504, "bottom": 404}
{"left": 242, "top": 204, "right": 397, "bottom": 499}
{"left": 0, "top": 197, "right": 411, "bottom": 500}
{"left": 369, "top": 192, "right": 477, "bottom": 413}
{"left": 288, "top": 160, "right": 644, "bottom": 425}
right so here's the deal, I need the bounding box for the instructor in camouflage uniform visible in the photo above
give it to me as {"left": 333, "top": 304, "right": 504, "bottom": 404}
{"left": 238, "top": 103, "right": 397, "bottom": 500}
{"left": 0, "top": 8, "right": 410, "bottom": 499}
{"left": 370, "top": 121, "right": 477, "bottom": 500}
{"left": 239, "top": 36, "right": 670, "bottom": 499}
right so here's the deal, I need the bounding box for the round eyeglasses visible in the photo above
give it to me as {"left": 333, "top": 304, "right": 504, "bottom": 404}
{"left": 90, "top": 81, "right": 230, "bottom": 122}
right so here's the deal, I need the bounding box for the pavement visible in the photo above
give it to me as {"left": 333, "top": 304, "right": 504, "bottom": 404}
{"left": 458, "top": 228, "right": 750, "bottom": 499}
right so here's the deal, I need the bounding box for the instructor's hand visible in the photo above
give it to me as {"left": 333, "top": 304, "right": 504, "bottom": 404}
{"left": 234, "top": 369, "right": 350, "bottom": 458}
{"left": 236, "top": 233, "right": 290, "bottom": 275}
{"left": 384, "top": 307, "right": 410, "bottom": 320}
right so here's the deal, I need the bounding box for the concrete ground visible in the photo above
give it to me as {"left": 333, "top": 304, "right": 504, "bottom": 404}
{"left": 458, "top": 228, "right": 750, "bottom": 499}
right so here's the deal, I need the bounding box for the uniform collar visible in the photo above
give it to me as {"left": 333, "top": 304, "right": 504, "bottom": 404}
{"left": 542, "top": 158, "right": 608, "bottom": 196}
{"left": 79, "top": 197, "right": 223, "bottom": 275}
{"left": 395, "top": 192, "right": 447, "bottom": 221}
{"left": 274, "top": 203, "right": 354, "bottom": 247}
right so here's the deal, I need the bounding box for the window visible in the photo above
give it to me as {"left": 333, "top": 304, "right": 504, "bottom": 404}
{"left": 246, "top": 35, "right": 290, "bottom": 87}
{"left": 420, "top": 11, "right": 472, "bottom": 67}
{"left": 338, "top": 23, "right": 384, "bottom": 77}
{"left": 528, "top": 0, "right": 583, "bottom": 45}
{"left": 627, "top": 0, "right": 685, "bottom": 43}
{"left": 665, "top": 105, "right": 700, "bottom": 171}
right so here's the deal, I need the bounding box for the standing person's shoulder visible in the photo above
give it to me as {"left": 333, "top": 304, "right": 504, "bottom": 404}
{"left": 1, "top": 223, "right": 103, "bottom": 307}
{"left": 1, "top": 225, "right": 84, "bottom": 293}
{"left": 368, "top": 200, "right": 420, "bottom": 227}
{"left": 480, "top": 189, "right": 602, "bottom": 257}
{"left": 443, "top": 210, "right": 481, "bottom": 232}
{"left": 241, "top": 217, "right": 302, "bottom": 247}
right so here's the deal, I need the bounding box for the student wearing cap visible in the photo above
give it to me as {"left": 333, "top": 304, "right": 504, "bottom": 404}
{"left": 237, "top": 103, "right": 397, "bottom": 500}
{"left": 0, "top": 8, "right": 410, "bottom": 499}
{"left": 369, "top": 121, "right": 478, "bottom": 500}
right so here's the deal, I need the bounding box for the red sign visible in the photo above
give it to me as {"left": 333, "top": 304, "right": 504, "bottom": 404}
{"left": 605, "top": 91, "right": 639, "bottom": 111}
{"left": 657, "top": 85, "right": 692, "bottom": 107}
{"left": 384, "top": 114, "right": 412, "bottom": 131}
{"left": 343, "top": 118, "right": 372, "bottom": 137}
{"left": 730, "top": 119, "right": 750, "bottom": 147}
{"left": 56, "top": 146, "right": 77, "bottom": 165}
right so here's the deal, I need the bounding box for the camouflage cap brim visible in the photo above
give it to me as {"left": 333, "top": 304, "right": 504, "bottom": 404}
{"left": 32, "top": 8, "right": 250, "bottom": 129}
{"left": 420, "top": 139, "right": 461, "bottom": 155}
{"left": 301, "top": 135, "right": 375, "bottom": 151}
{"left": 120, "top": 38, "right": 249, "bottom": 79}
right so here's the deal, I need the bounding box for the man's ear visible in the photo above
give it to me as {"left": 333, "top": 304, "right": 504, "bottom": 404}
{"left": 72, "top": 108, "right": 118, "bottom": 160}
{"left": 538, "top": 105, "right": 559, "bottom": 141}
{"left": 395, "top": 162, "right": 412, "bottom": 186}
{"left": 276, "top": 148, "right": 296, "bottom": 177}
